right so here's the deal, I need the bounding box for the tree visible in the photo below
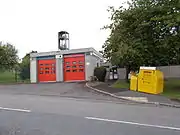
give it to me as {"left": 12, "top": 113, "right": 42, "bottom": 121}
{"left": 102, "top": 0, "right": 180, "bottom": 80}
{"left": 0, "top": 42, "right": 19, "bottom": 70}
{"left": 19, "top": 51, "right": 37, "bottom": 80}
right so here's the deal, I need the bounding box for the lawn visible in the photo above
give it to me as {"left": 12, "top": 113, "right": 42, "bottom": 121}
{"left": 112, "top": 79, "right": 180, "bottom": 99}
{"left": 0, "top": 71, "right": 30, "bottom": 84}
{"left": 112, "top": 80, "right": 130, "bottom": 89}
{"left": 162, "top": 79, "right": 180, "bottom": 99}
{"left": 0, "top": 71, "right": 17, "bottom": 83}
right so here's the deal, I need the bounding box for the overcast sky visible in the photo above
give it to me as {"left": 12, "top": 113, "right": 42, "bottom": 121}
{"left": 0, "top": 0, "right": 125, "bottom": 58}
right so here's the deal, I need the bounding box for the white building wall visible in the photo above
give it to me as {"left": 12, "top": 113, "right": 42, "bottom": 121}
{"left": 30, "top": 58, "right": 37, "bottom": 83}
{"left": 85, "top": 54, "right": 101, "bottom": 81}
{"left": 56, "top": 55, "right": 64, "bottom": 82}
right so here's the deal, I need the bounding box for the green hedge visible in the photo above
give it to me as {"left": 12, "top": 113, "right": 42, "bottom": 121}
{"left": 94, "top": 66, "right": 107, "bottom": 82}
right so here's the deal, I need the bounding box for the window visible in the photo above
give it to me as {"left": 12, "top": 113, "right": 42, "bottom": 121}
{"left": 66, "top": 70, "right": 70, "bottom": 72}
{"left": 72, "top": 69, "right": 77, "bottom": 72}
{"left": 51, "top": 71, "right": 55, "bottom": 74}
{"left": 52, "top": 64, "right": 55, "bottom": 66}
{"left": 66, "top": 66, "right": 70, "bottom": 69}
{"left": 40, "top": 68, "right": 43, "bottom": 70}
{"left": 40, "top": 71, "right": 43, "bottom": 74}
{"left": 79, "top": 65, "right": 83, "bottom": 68}
{"left": 40, "top": 64, "right": 43, "bottom": 66}
{"left": 45, "top": 67, "right": 49, "bottom": 70}
{"left": 79, "top": 69, "right": 84, "bottom": 72}
{"left": 66, "top": 62, "right": 70, "bottom": 65}
{"left": 45, "top": 64, "right": 49, "bottom": 66}
{"left": 79, "top": 61, "right": 83, "bottom": 64}
{"left": 45, "top": 71, "right": 49, "bottom": 74}
{"left": 72, "top": 65, "right": 76, "bottom": 68}
{"left": 72, "top": 61, "right": 76, "bottom": 64}
{"left": 52, "top": 67, "right": 55, "bottom": 70}
{"left": 97, "top": 63, "right": 99, "bottom": 67}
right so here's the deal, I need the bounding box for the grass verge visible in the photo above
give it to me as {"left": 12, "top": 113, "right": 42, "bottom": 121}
{"left": 0, "top": 71, "right": 17, "bottom": 83}
{"left": 161, "top": 79, "right": 180, "bottom": 100}
{"left": 112, "top": 79, "right": 180, "bottom": 100}
{"left": 0, "top": 71, "right": 30, "bottom": 84}
{"left": 112, "top": 80, "right": 130, "bottom": 89}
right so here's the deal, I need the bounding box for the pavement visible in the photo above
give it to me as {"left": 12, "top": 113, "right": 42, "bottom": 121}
{"left": 86, "top": 82, "right": 180, "bottom": 107}
{"left": 0, "top": 82, "right": 179, "bottom": 134}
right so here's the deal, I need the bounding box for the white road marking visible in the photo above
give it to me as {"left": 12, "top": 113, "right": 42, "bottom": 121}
{"left": 120, "top": 97, "right": 148, "bottom": 102}
{"left": 85, "top": 117, "right": 180, "bottom": 131}
{"left": 0, "top": 107, "right": 31, "bottom": 113}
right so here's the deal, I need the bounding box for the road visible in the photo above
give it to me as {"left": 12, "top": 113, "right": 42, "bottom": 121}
{"left": 0, "top": 83, "right": 179, "bottom": 135}
{"left": 0, "top": 82, "right": 119, "bottom": 101}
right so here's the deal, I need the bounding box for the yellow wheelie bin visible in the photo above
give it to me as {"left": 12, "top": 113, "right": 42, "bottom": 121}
{"left": 130, "top": 71, "right": 138, "bottom": 91}
{"left": 138, "top": 67, "right": 164, "bottom": 94}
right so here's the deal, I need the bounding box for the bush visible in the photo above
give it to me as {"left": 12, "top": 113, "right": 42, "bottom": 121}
{"left": 94, "top": 66, "right": 107, "bottom": 82}
{"left": 19, "top": 53, "right": 30, "bottom": 80}
{"left": 19, "top": 66, "right": 30, "bottom": 80}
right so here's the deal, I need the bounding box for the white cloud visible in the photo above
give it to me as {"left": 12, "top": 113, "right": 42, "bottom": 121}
{"left": 0, "top": 0, "right": 125, "bottom": 58}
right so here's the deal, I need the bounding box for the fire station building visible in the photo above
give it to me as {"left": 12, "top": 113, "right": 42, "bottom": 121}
{"left": 30, "top": 47, "right": 103, "bottom": 83}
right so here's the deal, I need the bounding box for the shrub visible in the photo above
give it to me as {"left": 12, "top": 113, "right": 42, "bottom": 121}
{"left": 94, "top": 66, "right": 107, "bottom": 82}
{"left": 19, "top": 53, "right": 30, "bottom": 80}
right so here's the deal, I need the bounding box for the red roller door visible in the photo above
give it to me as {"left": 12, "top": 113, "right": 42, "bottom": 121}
{"left": 38, "top": 59, "right": 56, "bottom": 82}
{"left": 64, "top": 54, "right": 85, "bottom": 81}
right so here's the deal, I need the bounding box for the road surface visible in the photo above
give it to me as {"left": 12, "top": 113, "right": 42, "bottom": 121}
{"left": 0, "top": 82, "right": 120, "bottom": 101}
{"left": 0, "top": 83, "right": 179, "bottom": 135}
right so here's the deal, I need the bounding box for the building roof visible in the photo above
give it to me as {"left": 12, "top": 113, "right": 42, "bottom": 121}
{"left": 30, "top": 47, "right": 103, "bottom": 59}
{"left": 58, "top": 31, "right": 69, "bottom": 34}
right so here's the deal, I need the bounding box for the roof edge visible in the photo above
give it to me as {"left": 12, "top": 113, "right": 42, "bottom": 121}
{"left": 30, "top": 47, "right": 103, "bottom": 59}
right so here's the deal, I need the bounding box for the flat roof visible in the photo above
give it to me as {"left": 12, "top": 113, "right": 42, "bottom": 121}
{"left": 30, "top": 47, "right": 103, "bottom": 59}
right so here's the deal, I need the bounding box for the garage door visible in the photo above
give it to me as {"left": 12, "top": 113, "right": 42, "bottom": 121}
{"left": 64, "top": 54, "right": 85, "bottom": 81}
{"left": 38, "top": 59, "right": 56, "bottom": 82}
